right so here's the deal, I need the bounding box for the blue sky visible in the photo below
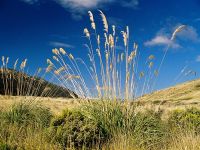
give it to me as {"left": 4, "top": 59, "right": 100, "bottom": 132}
{"left": 1, "top": 0, "right": 200, "bottom": 92}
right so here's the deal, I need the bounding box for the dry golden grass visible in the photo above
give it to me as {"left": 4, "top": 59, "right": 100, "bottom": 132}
{"left": 139, "top": 78, "right": 200, "bottom": 102}
{"left": 0, "top": 96, "right": 83, "bottom": 114}
{"left": 1, "top": 77, "right": 200, "bottom": 115}
{"left": 167, "top": 132, "right": 200, "bottom": 150}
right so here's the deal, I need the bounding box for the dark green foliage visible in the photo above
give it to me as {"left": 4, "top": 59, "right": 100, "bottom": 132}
{"left": 168, "top": 107, "right": 200, "bottom": 133}
{"left": 49, "top": 109, "right": 108, "bottom": 149}
{"left": 0, "top": 141, "right": 16, "bottom": 150}
{"left": 132, "top": 110, "right": 168, "bottom": 149}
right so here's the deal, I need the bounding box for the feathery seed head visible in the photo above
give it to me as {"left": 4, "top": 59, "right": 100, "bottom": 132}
{"left": 109, "top": 34, "right": 114, "bottom": 48}
{"left": 126, "top": 26, "right": 129, "bottom": 38}
{"left": 128, "top": 50, "right": 137, "bottom": 63}
{"left": 69, "top": 53, "right": 74, "bottom": 60}
{"left": 6, "top": 57, "right": 9, "bottom": 64}
{"left": 53, "top": 56, "right": 59, "bottom": 62}
{"left": 88, "top": 11, "right": 94, "bottom": 22}
{"left": 99, "top": 10, "right": 108, "bottom": 33}
{"left": 139, "top": 72, "right": 145, "bottom": 78}
{"left": 14, "top": 59, "right": 19, "bottom": 70}
{"left": 96, "top": 49, "right": 101, "bottom": 57}
{"left": 47, "top": 59, "right": 53, "bottom": 65}
{"left": 84, "top": 28, "right": 90, "bottom": 38}
{"left": 88, "top": 11, "right": 96, "bottom": 30}
{"left": 2, "top": 56, "right": 5, "bottom": 66}
{"left": 65, "top": 75, "right": 80, "bottom": 80}
{"left": 148, "top": 55, "right": 155, "bottom": 60}
{"left": 105, "top": 51, "right": 109, "bottom": 61}
{"left": 112, "top": 25, "right": 116, "bottom": 36}
{"left": 104, "top": 33, "right": 108, "bottom": 46}
{"left": 149, "top": 62, "right": 154, "bottom": 68}
{"left": 97, "top": 35, "right": 100, "bottom": 45}
{"left": 171, "top": 25, "right": 186, "bottom": 40}
{"left": 110, "top": 63, "right": 113, "bottom": 70}
{"left": 20, "top": 59, "right": 27, "bottom": 69}
{"left": 52, "top": 48, "right": 60, "bottom": 55}
{"left": 59, "top": 48, "right": 67, "bottom": 55}
{"left": 46, "top": 65, "right": 53, "bottom": 73}
{"left": 121, "top": 31, "right": 127, "bottom": 46}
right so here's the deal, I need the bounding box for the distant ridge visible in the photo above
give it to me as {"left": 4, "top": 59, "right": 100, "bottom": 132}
{"left": 0, "top": 69, "right": 78, "bottom": 98}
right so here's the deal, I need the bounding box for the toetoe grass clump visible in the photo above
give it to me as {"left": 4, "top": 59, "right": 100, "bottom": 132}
{"left": 1, "top": 102, "right": 52, "bottom": 128}
{"left": 82, "top": 101, "right": 136, "bottom": 136}
{"left": 132, "top": 110, "right": 168, "bottom": 150}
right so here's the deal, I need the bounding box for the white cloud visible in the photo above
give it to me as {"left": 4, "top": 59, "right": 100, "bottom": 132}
{"left": 145, "top": 25, "right": 200, "bottom": 49}
{"left": 121, "top": 0, "right": 139, "bottom": 9}
{"left": 54, "top": 0, "right": 114, "bottom": 19}
{"left": 196, "top": 55, "right": 200, "bottom": 62}
{"left": 50, "top": 41, "right": 74, "bottom": 48}
{"left": 22, "top": 0, "right": 139, "bottom": 19}
{"left": 144, "top": 35, "right": 180, "bottom": 48}
{"left": 55, "top": 0, "right": 112, "bottom": 9}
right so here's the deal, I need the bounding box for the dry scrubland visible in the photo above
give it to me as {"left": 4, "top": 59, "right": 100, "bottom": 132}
{"left": 0, "top": 11, "right": 200, "bottom": 150}
{"left": 2, "top": 78, "right": 200, "bottom": 117}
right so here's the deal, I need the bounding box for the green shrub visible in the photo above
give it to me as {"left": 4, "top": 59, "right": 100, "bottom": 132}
{"left": 132, "top": 110, "right": 168, "bottom": 149}
{"left": 49, "top": 109, "right": 108, "bottom": 149}
{"left": 2, "top": 102, "right": 52, "bottom": 128}
{"left": 168, "top": 107, "right": 200, "bottom": 133}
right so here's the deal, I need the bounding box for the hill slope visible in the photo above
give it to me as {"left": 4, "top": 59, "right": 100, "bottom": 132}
{"left": 0, "top": 69, "right": 78, "bottom": 98}
{"left": 139, "top": 79, "right": 200, "bottom": 105}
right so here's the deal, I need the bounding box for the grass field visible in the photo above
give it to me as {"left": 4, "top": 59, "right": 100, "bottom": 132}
{"left": 0, "top": 78, "right": 200, "bottom": 150}
{"left": 0, "top": 93, "right": 200, "bottom": 149}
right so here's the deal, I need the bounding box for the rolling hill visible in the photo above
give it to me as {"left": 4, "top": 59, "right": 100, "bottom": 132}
{"left": 0, "top": 68, "right": 78, "bottom": 98}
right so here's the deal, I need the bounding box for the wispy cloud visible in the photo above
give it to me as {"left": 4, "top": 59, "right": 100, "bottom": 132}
{"left": 54, "top": 0, "right": 113, "bottom": 19}
{"left": 144, "top": 35, "right": 180, "bottom": 48}
{"left": 121, "top": 0, "right": 139, "bottom": 9}
{"left": 144, "top": 25, "right": 200, "bottom": 49}
{"left": 21, "top": 0, "right": 38, "bottom": 4}
{"left": 196, "top": 55, "right": 200, "bottom": 62}
{"left": 21, "top": 0, "right": 139, "bottom": 19}
{"left": 50, "top": 41, "right": 74, "bottom": 48}
{"left": 176, "top": 26, "right": 200, "bottom": 42}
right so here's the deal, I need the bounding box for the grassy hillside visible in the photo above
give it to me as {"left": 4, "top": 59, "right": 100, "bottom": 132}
{"left": 139, "top": 79, "right": 200, "bottom": 104}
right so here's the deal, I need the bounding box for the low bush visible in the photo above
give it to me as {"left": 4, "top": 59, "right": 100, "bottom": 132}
{"left": 49, "top": 108, "right": 108, "bottom": 149}
{"left": 168, "top": 107, "right": 200, "bottom": 133}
